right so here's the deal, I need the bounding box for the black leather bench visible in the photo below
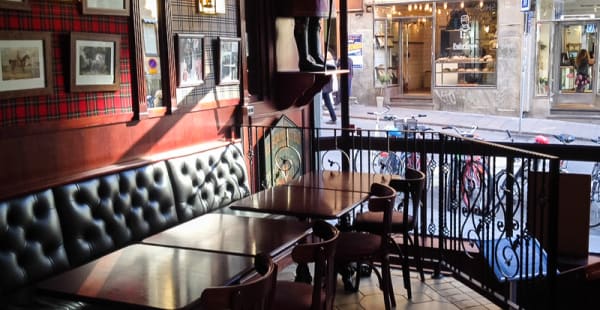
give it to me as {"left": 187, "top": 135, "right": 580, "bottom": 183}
{"left": 0, "top": 143, "right": 250, "bottom": 308}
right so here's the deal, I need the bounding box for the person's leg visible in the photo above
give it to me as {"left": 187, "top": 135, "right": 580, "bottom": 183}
{"left": 322, "top": 91, "right": 336, "bottom": 122}
{"left": 294, "top": 17, "right": 324, "bottom": 72}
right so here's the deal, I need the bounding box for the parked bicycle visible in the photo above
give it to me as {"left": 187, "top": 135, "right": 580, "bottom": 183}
{"left": 442, "top": 125, "right": 491, "bottom": 214}
{"left": 353, "top": 108, "right": 432, "bottom": 176}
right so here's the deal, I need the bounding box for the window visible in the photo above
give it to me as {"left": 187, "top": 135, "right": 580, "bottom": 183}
{"left": 434, "top": 1, "right": 497, "bottom": 87}
{"left": 140, "top": 0, "right": 163, "bottom": 109}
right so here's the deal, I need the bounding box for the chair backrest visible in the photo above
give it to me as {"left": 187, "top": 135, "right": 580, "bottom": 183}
{"left": 290, "top": 220, "right": 340, "bottom": 310}
{"left": 403, "top": 167, "right": 426, "bottom": 229}
{"left": 367, "top": 182, "right": 397, "bottom": 237}
{"left": 198, "top": 253, "right": 277, "bottom": 310}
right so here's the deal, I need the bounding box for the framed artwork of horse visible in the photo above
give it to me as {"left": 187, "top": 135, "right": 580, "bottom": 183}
{"left": 70, "top": 32, "right": 121, "bottom": 92}
{"left": 0, "top": 31, "right": 53, "bottom": 99}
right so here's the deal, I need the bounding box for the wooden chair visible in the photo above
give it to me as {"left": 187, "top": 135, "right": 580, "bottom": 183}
{"left": 334, "top": 182, "right": 397, "bottom": 310}
{"left": 272, "top": 220, "right": 340, "bottom": 310}
{"left": 198, "top": 253, "right": 277, "bottom": 310}
{"left": 352, "top": 167, "right": 426, "bottom": 299}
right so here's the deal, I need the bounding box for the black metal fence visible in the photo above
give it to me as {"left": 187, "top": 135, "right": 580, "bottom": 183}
{"left": 240, "top": 124, "right": 562, "bottom": 309}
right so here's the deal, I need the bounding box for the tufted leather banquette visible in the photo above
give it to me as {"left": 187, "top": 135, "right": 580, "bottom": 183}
{"left": 0, "top": 143, "right": 250, "bottom": 302}
{"left": 0, "top": 189, "right": 70, "bottom": 295}
{"left": 166, "top": 143, "right": 251, "bottom": 222}
{"left": 53, "top": 161, "right": 179, "bottom": 267}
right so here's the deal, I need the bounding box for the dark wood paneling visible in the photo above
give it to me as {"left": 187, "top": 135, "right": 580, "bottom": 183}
{"left": 0, "top": 106, "right": 236, "bottom": 201}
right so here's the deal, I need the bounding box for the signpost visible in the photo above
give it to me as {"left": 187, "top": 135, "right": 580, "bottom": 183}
{"left": 520, "top": 0, "right": 531, "bottom": 12}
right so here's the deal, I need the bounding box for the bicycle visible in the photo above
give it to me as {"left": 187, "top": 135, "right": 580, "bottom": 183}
{"left": 553, "top": 133, "right": 575, "bottom": 173}
{"left": 352, "top": 105, "right": 403, "bottom": 174}
{"left": 354, "top": 109, "right": 432, "bottom": 176}
{"left": 442, "top": 125, "right": 492, "bottom": 214}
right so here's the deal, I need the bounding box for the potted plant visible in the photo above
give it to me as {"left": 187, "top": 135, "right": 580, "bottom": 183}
{"left": 375, "top": 69, "right": 390, "bottom": 108}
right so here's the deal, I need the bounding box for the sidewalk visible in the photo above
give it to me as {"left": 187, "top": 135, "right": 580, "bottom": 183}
{"left": 342, "top": 104, "right": 600, "bottom": 143}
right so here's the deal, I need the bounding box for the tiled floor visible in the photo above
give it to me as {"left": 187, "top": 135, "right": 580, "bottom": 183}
{"left": 278, "top": 264, "right": 502, "bottom": 310}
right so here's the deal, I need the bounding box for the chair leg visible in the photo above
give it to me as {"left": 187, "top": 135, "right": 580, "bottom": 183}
{"left": 389, "top": 237, "right": 412, "bottom": 299}
{"left": 402, "top": 236, "right": 412, "bottom": 299}
{"left": 385, "top": 259, "right": 396, "bottom": 307}
{"left": 413, "top": 233, "right": 425, "bottom": 282}
{"left": 381, "top": 259, "right": 393, "bottom": 310}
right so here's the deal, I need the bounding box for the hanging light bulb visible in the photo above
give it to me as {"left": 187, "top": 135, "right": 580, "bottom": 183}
{"left": 408, "top": 4, "right": 412, "bottom": 11}
{"left": 425, "top": 3, "right": 430, "bottom": 11}
{"left": 438, "top": 8, "right": 441, "bottom": 14}
{"left": 480, "top": 0, "right": 484, "bottom": 8}
{"left": 444, "top": 2, "right": 448, "bottom": 10}
{"left": 461, "top": 2, "right": 464, "bottom": 9}
{"left": 419, "top": 4, "right": 423, "bottom": 11}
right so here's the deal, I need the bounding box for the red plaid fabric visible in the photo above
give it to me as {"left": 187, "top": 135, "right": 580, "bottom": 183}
{"left": 0, "top": 1, "right": 132, "bottom": 126}
{"left": 0, "top": 0, "right": 241, "bottom": 127}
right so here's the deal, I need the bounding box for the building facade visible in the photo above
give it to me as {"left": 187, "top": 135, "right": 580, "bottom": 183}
{"left": 349, "top": 0, "right": 600, "bottom": 120}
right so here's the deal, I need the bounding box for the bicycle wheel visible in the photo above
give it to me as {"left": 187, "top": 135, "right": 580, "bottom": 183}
{"left": 372, "top": 151, "right": 403, "bottom": 175}
{"left": 460, "top": 159, "right": 492, "bottom": 214}
{"left": 494, "top": 169, "right": 523, "bottom": 217}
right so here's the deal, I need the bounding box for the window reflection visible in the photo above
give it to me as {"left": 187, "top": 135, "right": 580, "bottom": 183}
{"left": 141, "top": 0, "right": 162, "bottom": 108}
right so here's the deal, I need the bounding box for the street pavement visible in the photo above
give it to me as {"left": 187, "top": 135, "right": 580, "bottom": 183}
{"left": 323, "top": 103, "right": 600, "bottom": 144}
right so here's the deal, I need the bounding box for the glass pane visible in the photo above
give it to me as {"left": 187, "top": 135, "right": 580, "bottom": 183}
{"left": 141, "top": 0, "right": 162, "bottom": 108}
{"left": 434, "top": 1, "right": 497, "bottom": 87}
{"left": 536, "top": 23, "right": 551, "bottom": 96}
{"left": 537, "top": 0, "right": 600, "bottom": 21}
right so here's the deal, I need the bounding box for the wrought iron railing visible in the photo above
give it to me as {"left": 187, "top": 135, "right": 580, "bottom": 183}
{"left": 240, "top": 124, "right": 562, "bottom": 309}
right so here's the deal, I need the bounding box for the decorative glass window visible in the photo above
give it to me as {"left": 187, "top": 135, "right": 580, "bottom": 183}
{"left": 434, "top": 1, "right": 497, "bottom": 87}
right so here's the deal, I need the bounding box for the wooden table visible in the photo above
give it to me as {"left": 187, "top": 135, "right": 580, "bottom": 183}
{"left": 286, "top": 171, "right": 392, "bottom": 193}
{"left": 228, "top": 185, "right": 368, "bottom": 219}
{"left": 37, "top": 244, "right": 254, "bottom": 309}
{"left": 142, "top": 213, "right": 310, "bottom": 257}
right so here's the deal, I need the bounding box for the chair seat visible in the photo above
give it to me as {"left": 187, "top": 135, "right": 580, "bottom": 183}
{"left": 354, "top": 211, "right": 414, "bottom": 234}
{"left": 335, "top": 231, "right": 383, "bottom": 260}
{"left": 273, "top": 281, "right": 325, "bottom": 310}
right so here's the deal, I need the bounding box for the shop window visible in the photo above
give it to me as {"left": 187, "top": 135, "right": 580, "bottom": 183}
{"left": 434, "top": 1, "right": 497, "bottom": 87}
{"left": 536, "top": 23, "right": 551, "bottom": 96}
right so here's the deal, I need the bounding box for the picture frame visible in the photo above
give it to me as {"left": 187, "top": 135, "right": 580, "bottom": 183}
{"left": 70, "top": 32, "right": 120, "bottom": 92}
{"left": 198, "top": 0, "right": 226, "bottom": 14}
{"left": 82, "top": 0, "right": 130, "bottom": 16}
{"left": 176, "top": 33, "right": 204, "bottom": 88}
{"left": 347, "top": 0, "right": 363, "bottom": 13}
{"left": 0, "top": 0, "right": 31, "bottom": 11}
{"left": 0, "top": 31, "right": 54, "bottom": 99}
{"left": 217, "top": 37, "right": 241, "bottom": 85}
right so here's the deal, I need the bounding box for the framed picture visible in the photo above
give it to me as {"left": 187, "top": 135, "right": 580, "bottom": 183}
{"left": 347, "top": 0, "right": 363, "bottom": 13}
{"left": 217, "top": 37, "right": 241, "bottom": 85}
{"left": 70, "top": 32, "right": 120, "bottom": 92}
{"left": 82, "top": 0, "right": 130, "bottom": 16}
{"left": 198, "top": 0, "right": 226, "bottom": 14}
{"left": 176, "top": 33, "right": 204, "bottom": 88}
{"left": 0, "top": 31, "right": 53, "bottom": 99}
{"left": 0, "top": 0, "right": 31, "bottom": 11}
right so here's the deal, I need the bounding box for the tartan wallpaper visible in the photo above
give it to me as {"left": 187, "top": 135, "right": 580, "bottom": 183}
{"left": 171, "top": 0, "right": 240, "bottom": 107}
{"left": 0, "top": 0, "right": 240, "bottom": 127}
{"left": 0, "top": 0, "right": 132, "bottom": 127}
